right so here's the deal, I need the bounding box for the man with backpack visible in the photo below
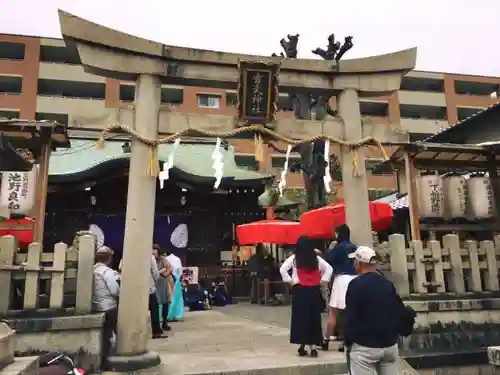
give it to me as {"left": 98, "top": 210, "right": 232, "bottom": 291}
{"left": 344, "top": 246, "right": 416, "bottom": 375}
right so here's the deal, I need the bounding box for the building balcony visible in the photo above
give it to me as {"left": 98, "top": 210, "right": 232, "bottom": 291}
{"left": 399, "top": 90, "right": 446, "bottom": 106}
{"left": 400, "top": 118, "right": 449, "bottom": 134}
{"left": 38, "top": 62, "right": 104, "bottom": 83}
{"left": 455, "top": 94, "right": 499, "bottom": 108}
{"left": 36, "top": 95, "right": 106, "bottom": 116}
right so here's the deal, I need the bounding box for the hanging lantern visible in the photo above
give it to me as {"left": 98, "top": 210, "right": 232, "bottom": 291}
{"left": 417, "top": 172, "right": 444, "bottom": 218}
{"left": 443, "top": 173, "right": 468, "bottom": 218}
{"left": 468, "top": 173, "right": 495, "bottom": 219}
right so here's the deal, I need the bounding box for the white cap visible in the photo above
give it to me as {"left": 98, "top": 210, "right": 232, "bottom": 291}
{"left": 348, "top": 246, "right": 377, "bottom": 264}
{"left": 96, "top": 245, "right": 114, "bottom": 255}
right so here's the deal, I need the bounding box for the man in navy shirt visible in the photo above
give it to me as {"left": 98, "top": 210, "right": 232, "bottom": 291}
{"left": 344, "top": 246, "right": 407, "bottom": 375}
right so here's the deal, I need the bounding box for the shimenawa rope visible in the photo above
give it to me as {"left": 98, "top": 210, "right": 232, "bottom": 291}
{"left": 95, "top": 124, "right": 389, "bottom": 177}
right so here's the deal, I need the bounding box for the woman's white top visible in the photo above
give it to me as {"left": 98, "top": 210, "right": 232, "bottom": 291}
{"left": 280, "top": 254, "right": 333, "bottom": 285}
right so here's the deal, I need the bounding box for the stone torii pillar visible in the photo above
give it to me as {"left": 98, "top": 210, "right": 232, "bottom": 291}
{"left": 337, "top": 89, "right": 372, "bottom": 246}
{"left": 115, "top": 74, "right": 161, "bottom": 356}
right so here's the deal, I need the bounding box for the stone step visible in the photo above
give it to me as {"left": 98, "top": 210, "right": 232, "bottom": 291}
{"left": 0, "top": 357, "right": 38, "bottom": 375}
{"left": 0, "top": 323, "right": 15, "bottom": 372}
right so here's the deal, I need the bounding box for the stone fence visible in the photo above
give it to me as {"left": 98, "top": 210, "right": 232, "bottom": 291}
{"left": 0, "top": 234, "right": 103, "bottom": 373}
{"left": 375, "top": 234, "right": 500, "bottom": 297}
{"left": 0, "top": 234, "right": 96, "bottom": 314}
{"left": 373, "top": 234, "right": 500, "bottom": 362}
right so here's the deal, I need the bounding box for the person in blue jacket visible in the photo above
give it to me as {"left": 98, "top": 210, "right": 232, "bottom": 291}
{"left": 322, "top": 224, "right": 357, "bottom": 351}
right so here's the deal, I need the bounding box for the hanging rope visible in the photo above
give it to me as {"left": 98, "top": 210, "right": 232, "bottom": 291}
{"left": 95, "top": 123, "right": 389, "bottom": 177}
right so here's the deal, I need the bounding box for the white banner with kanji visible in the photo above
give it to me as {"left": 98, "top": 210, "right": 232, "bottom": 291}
{"left": 0, "top": 166, "right": 37, "bottom": 214}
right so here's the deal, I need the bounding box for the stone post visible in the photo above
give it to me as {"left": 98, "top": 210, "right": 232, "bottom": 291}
{"left": 116, "top": 75, "right": 161, "bottom": 356}
{"left": 337, "top": 89, "right": 372, "bottom": 247}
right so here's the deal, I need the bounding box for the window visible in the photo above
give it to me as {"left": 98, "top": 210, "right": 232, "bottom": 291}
{"left": 39, "top": 45, "right": 80, "bottom": 64}
{"left": 35, "top": 112, "right": 69, "bottom": 125}
{"left": 197, "top": 94, "right": 220, "bottom": 109}
{"left": 0, "top": 42, "right": 25, "bottom": 60}
{"left": 234, "top": 155, "right": 258, "bottom": 171}
{"left": 37, "top": 79, "right": 105, "bottom": 100}
{"left": 272, "top": 156, "right": 302, "bottom": 173}
{"left": 0, "top": 76, "right": 22, "bottom": 95}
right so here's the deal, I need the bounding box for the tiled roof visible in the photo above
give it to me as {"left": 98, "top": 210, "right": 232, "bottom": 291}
{"left": 48, "top": 139, "right": 271, "bottom": 184}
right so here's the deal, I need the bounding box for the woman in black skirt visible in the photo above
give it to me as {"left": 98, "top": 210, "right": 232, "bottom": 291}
{"left": 280, "top": 236, "right": 333, "bottom": 357}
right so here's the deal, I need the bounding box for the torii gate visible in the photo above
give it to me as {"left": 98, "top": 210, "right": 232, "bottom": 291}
{"left": 58, "top": 10, "right": 416, "bottom": 373}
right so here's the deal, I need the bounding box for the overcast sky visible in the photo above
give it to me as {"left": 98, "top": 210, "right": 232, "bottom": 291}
{"left": 0, "top": 0, "right": 498, "bottom": 77}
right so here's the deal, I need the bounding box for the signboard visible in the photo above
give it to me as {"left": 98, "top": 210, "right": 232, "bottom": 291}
{"left": 237, "top": 60, "right": 280, "bottom": 125}
{"left": 182, "top": 266, "right": 199, "bottom": 285}
{"left": 0, "top": 166, "right": 37, "bottom": 214}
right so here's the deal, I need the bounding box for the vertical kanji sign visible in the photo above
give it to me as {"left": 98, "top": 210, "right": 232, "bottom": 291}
{"left": 0, "top": 166, "right": 37, "bottom": 214}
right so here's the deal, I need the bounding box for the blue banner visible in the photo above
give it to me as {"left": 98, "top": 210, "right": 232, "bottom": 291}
{"left": 90, "top": 214, "right": 188, "bottom": 257}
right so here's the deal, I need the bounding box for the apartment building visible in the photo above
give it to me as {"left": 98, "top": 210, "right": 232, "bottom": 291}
{"left": 1, "top": 33, "right": 499, "bottom": 195}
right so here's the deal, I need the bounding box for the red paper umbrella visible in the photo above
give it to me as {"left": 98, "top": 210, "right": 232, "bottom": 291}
{"left": 0, "top": 217, "right": 34, "bottom": 245}
{"left": 300, "top": 201, "right": 393, "bottom": 239}
{"left": 236, "top": 220, "right": 301, "bottom": 245}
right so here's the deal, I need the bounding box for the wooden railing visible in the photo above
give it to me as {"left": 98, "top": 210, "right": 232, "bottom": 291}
{"left": 0, "top": 234, "right": 96, "bottom": 315}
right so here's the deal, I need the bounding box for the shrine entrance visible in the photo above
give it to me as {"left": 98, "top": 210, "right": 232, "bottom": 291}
{"left": 57, "top": 9, "right": 416, "bottom": 374}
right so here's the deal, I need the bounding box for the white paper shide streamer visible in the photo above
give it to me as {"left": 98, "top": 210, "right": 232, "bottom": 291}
{"left": 158, "top": 138, "right": 181, "bottom": 189}
{"left": 278, "top": 145, "right": 292, "bottom": 197}
{"left": 323, "top": 140, "right": 332, "bottom": 193}
{"left": 212, "top": 137, "right": 224, "bottom": 189}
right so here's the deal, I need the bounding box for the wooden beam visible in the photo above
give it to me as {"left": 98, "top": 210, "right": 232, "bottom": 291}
{"left": 404, "top": 152, "right": 420, "bottom": 240}
{"left": 33, "top": 139, "right": 51, "bottom": 244}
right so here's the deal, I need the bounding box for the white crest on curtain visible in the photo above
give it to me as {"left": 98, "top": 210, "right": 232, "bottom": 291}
{"left": 171, "top": 223, "right": 188, "bottom": 249}
{"left": 89, "top": 224, "right": 105, "bottom": 249}
{"left": 278, "top": 145, "right": 292, "bottom": 197}
{"left": 159, "top": 138, "right": 181, "bottom": 189}
{"left": 212, "top": 137, "right": 224, "bottom": 189}
{"left": 323, "top": 140, "right": 332, "bottom": 193}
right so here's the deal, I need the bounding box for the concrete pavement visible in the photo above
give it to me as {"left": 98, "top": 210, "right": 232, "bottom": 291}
{"left": 148, "top": 304, "right": 347, "bottom": 375}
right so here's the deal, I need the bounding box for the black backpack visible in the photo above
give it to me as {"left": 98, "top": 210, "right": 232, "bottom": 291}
{"left": 398, "top": 302, "right": 416, "bottom": 337}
